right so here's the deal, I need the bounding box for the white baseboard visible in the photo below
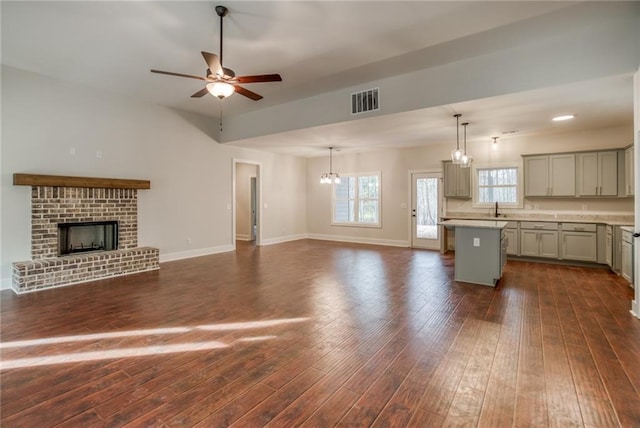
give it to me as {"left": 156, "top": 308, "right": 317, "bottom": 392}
{"left": 160, "top": 245, "right": 235, "bottom": 263}
{"left": 260, "top": 234, "right": 308, "bottom": 246}
{"left": 235, "top": 234, "right": 251, "bottom": 241}
{"left": 307, "top": 233, "right": 409, "bottom": 248}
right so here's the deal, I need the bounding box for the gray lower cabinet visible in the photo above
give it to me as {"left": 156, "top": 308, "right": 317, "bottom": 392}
{"left": 561, "top": 232, "right": 597, "bottom": 262}
{"left": 505, "top": 228, "right": 518, "bottom": 255}
{"left": 560, "top": 223, "right": 597, "bottom": 262}
{"left": 605, "top": 225, "right": 613, "bottom": 267}
{"left": 621, "top": 230, "right": 633, "bottom": 284}
{"left": 520, "top": 223, "right": 558, "bottom": 258}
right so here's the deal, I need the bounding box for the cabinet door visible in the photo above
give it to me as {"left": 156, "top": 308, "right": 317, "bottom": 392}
{"left": 443, "top": 162, "right": 470, "bottom": 198}
{"left": 621, "top": 240, "right": 632, "bottom": 283}
{"left": 539, "top": 231, "right": 559, "bottom": 258}
{"left": 520, "top": 230, "right": 540, "bottom": 257}
{"left": 550, "top": 154, "right": 576, "bottom": 196}
{"left": 456, "top": 165, "right": 471, "bottom": 198}
{"left": 578, "top": 153, "right": 599, "bottom": 196}
{"left": 443, "top": 162, "right": 458, "bottom": 198}
{"left": 561, "top": 231, "right": 597, "bottom": 262}
{"left": 625, "top": 147, "right": 634, "bottom": 196}
{"left": 505, "top": 228, "right": 518, "bottom": 255}
{"left": 524, "top": 156, "right": 550, "bottom": 197}
{"left": 598, "top": 151, "right": 618, "bottom": 196}
{"left": 605, "top": 232, "right": 613, "bottom": 267}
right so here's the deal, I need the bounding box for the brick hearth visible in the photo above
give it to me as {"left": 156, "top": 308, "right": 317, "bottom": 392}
{"left": 12, "top": 176, "right": 158, "bottom": 293}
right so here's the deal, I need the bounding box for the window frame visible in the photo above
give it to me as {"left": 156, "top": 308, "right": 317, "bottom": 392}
{"left": 331, "top": 171, "right": 382, "bottom": 228}
{"left": 472, "top": 162, "right": 523, "bottom": 208}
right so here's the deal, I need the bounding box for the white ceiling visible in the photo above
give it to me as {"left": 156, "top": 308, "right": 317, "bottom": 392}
{"left": 1, "top": 1, "right": 635, "bottom": 157}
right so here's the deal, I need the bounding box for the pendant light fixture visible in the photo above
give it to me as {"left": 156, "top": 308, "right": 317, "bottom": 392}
{"left": 320, "top": 147, "right": 341, "bottom": 184}
{"left": 450, "top": 113, "right": 463, "bottom": 163}
{"left": 492, "top": 136, "right": 499, "bottom": 151}
{"left": 460, "top": 122, "right": 473, "bottom": 168}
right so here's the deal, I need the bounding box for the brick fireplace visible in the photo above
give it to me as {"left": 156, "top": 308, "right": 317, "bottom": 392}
{"left": 12, "top": 174, "right": 159, "bottom": 293}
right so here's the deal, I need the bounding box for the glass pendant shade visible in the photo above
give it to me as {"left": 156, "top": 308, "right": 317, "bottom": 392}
{"left": 451, "top": 114, "right": 463, "bottom": 164}
{"left": 451, "top": 148, "right": 463, "bottom": 163}
{"left": 460, "top": 121, "right": 472, "bottom": 168}
{"left": 207, "top": 81, "right": 235, "bottom": 99}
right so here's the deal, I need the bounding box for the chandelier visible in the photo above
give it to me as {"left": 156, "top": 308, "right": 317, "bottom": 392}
{"left": 320, "top": 147, "right": 341, "bottom": 184}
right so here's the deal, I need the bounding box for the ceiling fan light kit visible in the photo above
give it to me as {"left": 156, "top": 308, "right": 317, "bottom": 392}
{"left": 150, "top": 4, "right": 282, "bottom": 101}
{"left": 207, "top": 81, "right": 235, "bottom": 99}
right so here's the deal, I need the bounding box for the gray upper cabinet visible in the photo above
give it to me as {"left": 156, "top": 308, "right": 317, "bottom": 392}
{"left": 524, "top": 154, "right": 575, "bottom": 197}
{"left": 625, "top": 146, "right": 634, "bottom": 196}
{"left": 577, "top": 151, "right": 618, "bottom": 196}
{"left": 443, "top": 161, "right": 471, "bottom": 199}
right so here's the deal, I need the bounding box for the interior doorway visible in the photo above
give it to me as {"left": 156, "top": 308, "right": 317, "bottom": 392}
{"left": 233, "top": 160, "right": 261, "bottom": 248}
{"left": 411, "top": 172, "right": 443, "bottom": 250}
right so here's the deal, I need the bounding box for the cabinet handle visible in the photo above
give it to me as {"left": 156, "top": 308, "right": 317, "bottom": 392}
{"left": 595, "top": 185, "right": 598, "bottom": 195}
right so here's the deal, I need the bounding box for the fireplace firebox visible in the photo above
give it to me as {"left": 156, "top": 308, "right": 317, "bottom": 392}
{"left": 58, "top": 221, "right": 118, "bottom": 256}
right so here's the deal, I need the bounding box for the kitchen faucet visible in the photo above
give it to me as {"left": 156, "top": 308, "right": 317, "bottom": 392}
{"left": 494, "top": 201, "right": 499, "bottom": 217}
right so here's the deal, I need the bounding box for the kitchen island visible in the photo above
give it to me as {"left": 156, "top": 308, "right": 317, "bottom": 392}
{"left": 440, "top": 219, "right": 509, "bottom": 286}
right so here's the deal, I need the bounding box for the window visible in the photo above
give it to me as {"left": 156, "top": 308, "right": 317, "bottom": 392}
{"left": 333, "top": 173, "right": 381, "bottom": 226}
{"left": 474, "top": 166, "right": 520, "bottom": 207}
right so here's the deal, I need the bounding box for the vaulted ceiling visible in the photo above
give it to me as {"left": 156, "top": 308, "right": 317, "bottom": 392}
{"left": 2, "top": 1, "right": 639, "bottom": 156}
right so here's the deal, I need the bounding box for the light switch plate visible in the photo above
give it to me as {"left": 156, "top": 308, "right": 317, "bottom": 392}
{"left": 473, "top": 238, "right": 480, "bottom": 247}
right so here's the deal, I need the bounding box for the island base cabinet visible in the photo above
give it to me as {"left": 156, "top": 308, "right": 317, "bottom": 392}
{"left": 454, "top": 227, "right": 503, "bottom": 287}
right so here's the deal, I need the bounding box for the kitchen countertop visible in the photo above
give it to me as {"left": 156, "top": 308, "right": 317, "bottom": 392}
{"left": 440, "top": 219, "right": 509, "bottom": 229}
{"left": 441, "top": 215, "right": 633, "bottom": 227}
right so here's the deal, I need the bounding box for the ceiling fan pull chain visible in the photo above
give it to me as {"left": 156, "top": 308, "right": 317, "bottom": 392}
{"left": 219, "top": 103, "right": 223, "bottom": 134}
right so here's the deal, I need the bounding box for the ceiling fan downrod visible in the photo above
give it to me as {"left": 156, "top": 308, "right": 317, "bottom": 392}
{"left": 215, "top": 5, "right": 228, "bottom": 70}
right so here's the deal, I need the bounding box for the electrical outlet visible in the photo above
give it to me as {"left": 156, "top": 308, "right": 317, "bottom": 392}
{"left": 96, "top": 150, "right": 102, "bottom": 159}
{"left": 473, "top": 238, "right": 480, "bottom": 247}
{"left": 187, "top": 238, "right": 192, "bottom": 245}
{"left": 69, "top": 147, "right": 76, "bottom": 156}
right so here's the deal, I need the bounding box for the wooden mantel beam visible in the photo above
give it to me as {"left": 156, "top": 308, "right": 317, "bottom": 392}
{"left": 13, "top": 173, "right": 151, "bottom": 190}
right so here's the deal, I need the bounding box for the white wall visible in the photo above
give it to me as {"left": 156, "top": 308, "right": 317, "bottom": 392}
{"left": 235, "top": 163, "right": 257, "bottom": 240}
{"left": 307, "top": 126, "right": 634, "bottom": 246}
{"left": 0, "top": 66, "right": 308, "bottom": 288}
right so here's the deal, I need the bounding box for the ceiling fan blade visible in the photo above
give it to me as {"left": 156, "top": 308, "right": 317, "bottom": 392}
{"left": 150, "top": 69, "right": 206, "bottom": 81}
{"left": 201, "top": 51, "right": 223, "bottom": 76}
{"left": 234, "top": 85, "right": 263, "bottom": 101}
{"left": 191, "top": 87, "right": 210, "bottom": 98}
{"left": 236, "top": 74, "right": 282, "bottom": 84}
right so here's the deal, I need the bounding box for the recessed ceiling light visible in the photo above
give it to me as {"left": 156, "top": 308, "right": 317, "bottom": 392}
{"left": 552, "top": 114, "right": 575, "bottom": 121}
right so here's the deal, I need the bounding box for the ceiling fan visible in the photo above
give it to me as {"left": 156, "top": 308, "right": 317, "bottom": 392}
{"left": 150, "top": 5, "right": 282, "bottom": 101}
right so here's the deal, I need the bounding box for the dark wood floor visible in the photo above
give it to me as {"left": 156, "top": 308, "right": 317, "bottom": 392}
{"left": 1, "top": 239, "right": 639, "bottom": 427}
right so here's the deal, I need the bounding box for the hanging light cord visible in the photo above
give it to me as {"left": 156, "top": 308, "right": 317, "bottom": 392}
{"left": 455, "top": 114, "right": 461, "bottom": 150}
{"left": 329, "top": 147, "right": 333, "bottom": 173}
{"left": 463, "top": 122, "right": 467, "bottom": 153}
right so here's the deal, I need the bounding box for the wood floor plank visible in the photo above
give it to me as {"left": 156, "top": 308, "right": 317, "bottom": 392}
{"left": 1, "top": 241, "right": 638, "bottom": 427}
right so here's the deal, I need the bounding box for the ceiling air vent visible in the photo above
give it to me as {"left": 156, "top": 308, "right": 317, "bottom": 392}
{"left": 351, "top": 88, "right": 379, "bottom": 115}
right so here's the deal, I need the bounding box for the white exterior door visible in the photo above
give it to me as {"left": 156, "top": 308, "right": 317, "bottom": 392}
{"left": 411, "top": 172, "right": 442, "bottom": 250}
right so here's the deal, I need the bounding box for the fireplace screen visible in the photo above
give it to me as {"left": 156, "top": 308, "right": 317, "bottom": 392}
{"left": 58, "top": 221, "right": 118, "bottom": 256}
